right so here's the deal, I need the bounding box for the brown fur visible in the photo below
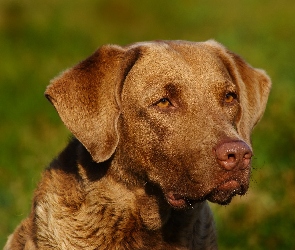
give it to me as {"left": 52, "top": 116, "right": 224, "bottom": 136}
{"left": 5, "top": 40, "right": 271, "bottom": 249}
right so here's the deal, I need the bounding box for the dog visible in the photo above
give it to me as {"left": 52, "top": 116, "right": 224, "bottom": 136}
{"left": 5, "top": 40, "right": 271, "bottom": 249}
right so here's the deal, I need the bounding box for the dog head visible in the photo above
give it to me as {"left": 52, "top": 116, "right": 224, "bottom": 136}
{"left": 45, "top": 40, "right": 271, "bottom": 207}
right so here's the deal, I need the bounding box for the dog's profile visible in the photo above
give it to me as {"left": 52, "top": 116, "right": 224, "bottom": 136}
{"left": 5, "top": 40, "right": 271, "bottom": 249}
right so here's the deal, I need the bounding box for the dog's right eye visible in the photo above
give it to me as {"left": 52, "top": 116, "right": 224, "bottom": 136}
{"left": 155, "top": 98, "right": 172, "bottom": 108}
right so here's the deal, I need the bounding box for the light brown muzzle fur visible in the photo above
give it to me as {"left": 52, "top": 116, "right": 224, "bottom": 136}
{"left": 5, "top": 40, "right": 271, "bottom": 249}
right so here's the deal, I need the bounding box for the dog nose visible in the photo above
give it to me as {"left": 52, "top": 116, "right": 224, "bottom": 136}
{"left": 215, "top": 141, "right": 252, "bottom": 170}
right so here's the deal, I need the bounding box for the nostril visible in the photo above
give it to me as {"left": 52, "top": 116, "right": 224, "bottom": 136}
{"left": 227, "top": 153, "right": 236, "bottom": 162}
{"left": 241, "top": 151, "right": 252, "bottom": 170}
{"left": 244, "top": 152, "right": 252, "bottom": 159}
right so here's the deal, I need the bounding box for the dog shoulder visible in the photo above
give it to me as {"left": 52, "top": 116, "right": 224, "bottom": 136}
{"left": 29, "top": 139, "right": 146, "bottom": 248}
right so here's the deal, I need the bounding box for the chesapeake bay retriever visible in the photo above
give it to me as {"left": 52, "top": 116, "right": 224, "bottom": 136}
{"left": 5, "top": 40, "right": 271, "bottom": 250}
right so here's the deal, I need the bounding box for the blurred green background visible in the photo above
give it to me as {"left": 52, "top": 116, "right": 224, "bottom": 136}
{"left": 0, "top": 0, "right": 294, "bottom": 249}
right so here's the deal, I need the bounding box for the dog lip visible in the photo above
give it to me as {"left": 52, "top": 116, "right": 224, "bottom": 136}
{"left": 165, "top": 192, "right": 199, "bottom": 208}
{"left": 206, "top": 179, "right": 247, "bottom": 205}
{"left": 166, "top": 192, "right": 187, "bottom": 208}
{"left": 217, "top": 180, "right": 242, "bottom": 193}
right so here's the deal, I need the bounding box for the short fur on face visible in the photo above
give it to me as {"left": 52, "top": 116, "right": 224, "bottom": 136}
{"left": 5, "top": 40, "right": 271, "bottom": 250}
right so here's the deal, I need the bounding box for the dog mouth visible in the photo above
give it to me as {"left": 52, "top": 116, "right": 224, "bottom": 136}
{"left": 165, "top": 179, "right": 248, "bottom": 208}
{"left": 165, "top": 192, "right": 198, "bottom": 209}
{"left": 206, "top": 179, "right": 248, "bottom": 205}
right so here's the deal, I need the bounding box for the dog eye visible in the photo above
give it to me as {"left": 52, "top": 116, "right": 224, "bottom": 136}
{"left": 225, "top": 92, "right": 237, "bottom": 103}
{"left": 155, "top": 98, "right": 172, "bottom": 108}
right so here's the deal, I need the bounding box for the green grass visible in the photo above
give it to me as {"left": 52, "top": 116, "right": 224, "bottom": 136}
{"left": 0, "top": 0, "right": 294, "bottom": 248}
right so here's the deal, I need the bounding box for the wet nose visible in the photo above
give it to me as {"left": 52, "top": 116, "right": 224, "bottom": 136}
{"left": 215, "top": 141, "right": 252, "bottom": 170}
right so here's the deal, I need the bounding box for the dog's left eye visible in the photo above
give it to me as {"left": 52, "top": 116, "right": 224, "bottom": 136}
{"left": 225, "top": 92, "right": 237, "bottom": 103}
{"left": 155, "top": 98, "right": 172, "bottom": 108}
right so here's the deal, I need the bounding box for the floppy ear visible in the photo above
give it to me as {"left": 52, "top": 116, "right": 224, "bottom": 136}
{"left": 206, "top": 40, "right": 271, "bottom": 142}
{"left": 45, "top": 45, "right": 139, "bottom": 163}
{"left": 230, "top": 53, "right": 271, "bottom": 141}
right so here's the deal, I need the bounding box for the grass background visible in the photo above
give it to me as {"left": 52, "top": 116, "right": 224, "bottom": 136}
{"left": 0, "top": 0, "right": 294, "bottom": 249}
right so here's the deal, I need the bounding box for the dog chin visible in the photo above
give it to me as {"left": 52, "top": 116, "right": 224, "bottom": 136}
{"left": 165, "top": 180, "right": 248, "bottom": 208}
{"left": 207, "top": 192, "right": 235, "bottom": 205}
{"left": 207, "top": 180, "right": 248, "bottom": 205}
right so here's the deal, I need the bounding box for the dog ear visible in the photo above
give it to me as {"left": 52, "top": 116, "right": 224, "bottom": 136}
{"left": 206, "top": 40, "right": 272, "bottom": 142}
{"left": 230, "top": 53, "right": 271, "bottom": 141}
{"left": 45, "top": 45, "right": 140, "bottom": 163}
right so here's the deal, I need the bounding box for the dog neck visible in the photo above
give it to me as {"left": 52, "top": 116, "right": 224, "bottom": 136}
{"left": 14, "top": 138, "right": 216, "bottom": 249}
{"left": 75, "top": 139, "right": 208, "bottom": 244}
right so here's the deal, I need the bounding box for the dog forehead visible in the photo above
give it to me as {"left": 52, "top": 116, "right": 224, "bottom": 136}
{"left": 122, "top": 41, "right": 232, "bottom": 98}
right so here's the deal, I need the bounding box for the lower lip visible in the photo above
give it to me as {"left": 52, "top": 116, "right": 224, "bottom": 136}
{"left": 166, "top": 192, "right": 186, "bottom": 208}
{"left": 218, "top": 180, "right": 241, "bottom": 193}
{"left": 167, "top": 197, "right": 186, "bottom": 208}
